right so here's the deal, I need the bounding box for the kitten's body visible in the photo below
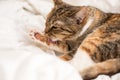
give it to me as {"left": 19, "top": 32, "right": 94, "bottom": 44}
{"left": 31, "top": 0, "right": 120, "bottom": 79}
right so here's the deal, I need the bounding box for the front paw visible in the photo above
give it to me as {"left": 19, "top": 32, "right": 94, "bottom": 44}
{"left": 29, "top": 29, "right": 39, "bottom": 40}
{"left": 29, "top": 29, "right": 46, "bottom": 41}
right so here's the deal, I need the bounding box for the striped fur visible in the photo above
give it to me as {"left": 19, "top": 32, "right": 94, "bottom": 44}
{"left": 33, "top": 0, "right": 120, "bottom": 79}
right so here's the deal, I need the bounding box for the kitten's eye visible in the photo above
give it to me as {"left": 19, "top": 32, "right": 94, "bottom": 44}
{"left": 51, "top": 26, "right": 57, "bottom": 30}
{"left": 76, "top": 18, "right": 82, "bottom": 25}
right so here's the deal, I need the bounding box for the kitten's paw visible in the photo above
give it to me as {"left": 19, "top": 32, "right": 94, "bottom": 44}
{"left": 29, "top": 29, "right": 41, "bottom": 40}
{"left": 29, "top": 29, "right": 47, "bottom": 43}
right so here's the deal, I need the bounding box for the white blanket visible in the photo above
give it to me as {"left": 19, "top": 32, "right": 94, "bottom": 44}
{"left": 0, "top": 0, "right": 120, "bottom": 80}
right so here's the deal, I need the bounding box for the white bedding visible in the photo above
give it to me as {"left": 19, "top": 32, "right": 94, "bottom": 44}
{"left": 0, "top": 0, "right": 120, "bottom": 80}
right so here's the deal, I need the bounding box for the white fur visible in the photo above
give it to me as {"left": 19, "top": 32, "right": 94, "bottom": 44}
{"left": 69, "top": 48, "right": 95, "bottom": 72}
{"left": 79, "top": 18, "right": 93, "bottom": 36}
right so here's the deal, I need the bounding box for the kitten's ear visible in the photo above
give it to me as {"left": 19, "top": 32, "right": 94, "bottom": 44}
{"left": 53, "top": 0, "right": 63, "bottom": 6}
{"left": 75, "top": 8, "right": 88, "bottom": 20}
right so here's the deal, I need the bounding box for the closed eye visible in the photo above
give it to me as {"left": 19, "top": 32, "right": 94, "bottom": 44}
{"left": 45, "top": 26, "right": 57, "bottom": 33}
{"left": 51, "top": 26, "right": 57, "bottom": 30}
{"left": 61, "top": 27, "right": 73, "bottom": 33}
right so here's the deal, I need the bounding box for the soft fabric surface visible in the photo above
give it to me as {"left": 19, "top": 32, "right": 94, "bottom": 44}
{"left": 0, "top": 0, "right": 120, "bottom": 80}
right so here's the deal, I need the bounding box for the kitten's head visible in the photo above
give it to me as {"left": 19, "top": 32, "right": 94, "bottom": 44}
{"left": 45, "top": 0, "right": 88, "bottom": 41}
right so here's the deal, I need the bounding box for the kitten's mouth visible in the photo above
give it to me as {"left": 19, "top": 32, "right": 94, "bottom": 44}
{"left": 47, "top": 38, "right": 59, "bottom": 44}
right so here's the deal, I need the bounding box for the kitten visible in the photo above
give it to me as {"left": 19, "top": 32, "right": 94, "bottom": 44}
{"left": 31, "top": 0, "right": 120, "bottom": 79}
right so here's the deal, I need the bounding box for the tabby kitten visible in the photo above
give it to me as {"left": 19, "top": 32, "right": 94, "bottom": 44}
{"left": 31, "top": 0, "right": 120, "bottom": 79}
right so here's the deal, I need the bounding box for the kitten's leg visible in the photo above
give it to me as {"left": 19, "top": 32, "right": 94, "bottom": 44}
{"left": 30, "top": 30, "right": 69, "bottom": 54}
{"left": 80, "top": 58, "right": 120, "bottom": 80}
{"left": 33, "top": 31, "right": 75, "bottom": 61}
{"left": 78, "top": 38, "right": 120, "bottom": 79}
